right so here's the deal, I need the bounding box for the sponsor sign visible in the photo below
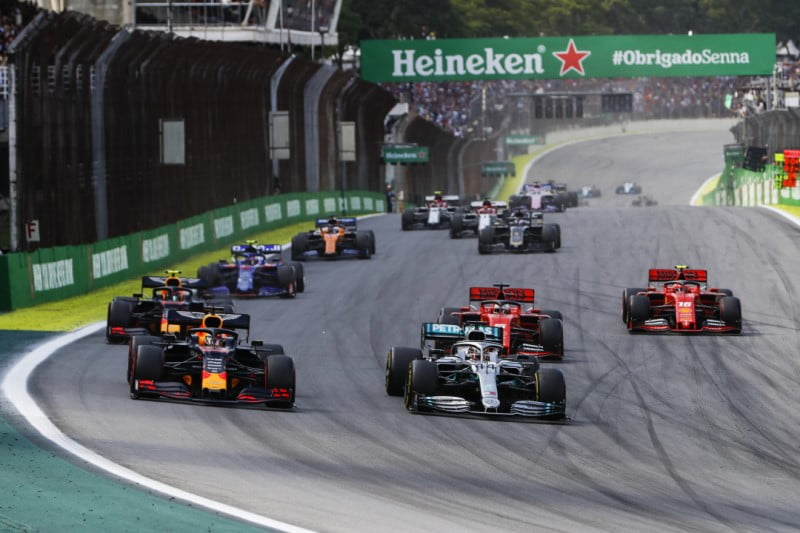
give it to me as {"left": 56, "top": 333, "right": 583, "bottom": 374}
{"left": 142, "top": 234, "right": 170, "bottom": 263}
{"left": 264, "top": 203, "right": 282, "bottom": 222}
{"left": 305, "top": 199, "right": 320, "bottom": 216}
{"left": 214, "top": 216, "right": 234, "bottom": 239}
{"left": 240, "top": 208, "right": 259, "bottom": 230}
{"left": 361, "top": 33, "right": 775, "bottom": 82}
{"left": 323, "top": 198, "right": 337, "bottom": 213}
{"left": 92, "top": 245, "right": 129, "bottom": 280}
{"left": 382, "top": 145, "right": 429, "bottom": 163}
{"left": 32, "top": 259, "right": 74, "bottom": 291}
{"left": 482, "top": 161, "right": 516, "bottom": 177}
{"left": 179, "top": 223, "right": 205, "bottom": 250}
{"left": 286, "top": 200, "right": 301, "bottom": 218}
{"left": 506, "top": 135, "right": 545, "bottom": 146}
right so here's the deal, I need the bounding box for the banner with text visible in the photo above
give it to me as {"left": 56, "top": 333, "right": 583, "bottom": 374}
{"left": 360, "top": 33, "right": 775, "bottom": 83}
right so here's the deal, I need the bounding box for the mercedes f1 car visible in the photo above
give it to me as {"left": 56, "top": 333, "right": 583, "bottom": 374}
{"left": 622, "top": 266, "right": 741, "bottom": 334}
{"left": 384, "top": 325, "right": 566, "bottom": 420}
{"left": 478, "top": 208, "right": 561, "bottom": 254}
{"left": 438, "top": 285, "right": 564, "bottom": 360}
{"left": 401, "top": 193, "right": 463, "bottom": 230}
{"left": 128, "top": 309, "right": 295, "bottom": 408}
{"left": 106, "top": 271, "right": 233, "bottom": 343}
{"left": 198, "top": 242, "right": 304, "bottom": 298}
{"left": 291, "top": 217, "right": 374, "bottom": 260}
{"left": 449, "top": 200, "right": 507, "bottom": 239}
{"left": 616, "top": 181, "right": 642, "bottom": 194}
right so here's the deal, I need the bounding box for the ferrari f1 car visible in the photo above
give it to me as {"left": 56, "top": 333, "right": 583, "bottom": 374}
{"left": 127, "top": 309, "right": 295, "bottom": 408}
{"left": 622, "top": 266, "right": 741, "bottom": 334}
{"left": 384, "top": 325, "right": 566, "bottom": 420}
{"left": 401, "top": 193, "right": 463, "bottom": 230}
{"left": 106, "top": 271, "right": 233, "bottom": 343}
{"left": 437, "top": 284, "right": 564, "bottom": 360}
{"left": 478, "top": 208, "right": 561, "bottom": 254}
{"left": 449, "top": 200, "right": 507, "bottom": 239}
{"left": 616, "top": 181, "right": 642, "bottom": 194}
{"left": 291, "top": 217, "right": 374, "bottom": 260}
{"left": 198, "top": 241, "right": 304, "bottom": 298}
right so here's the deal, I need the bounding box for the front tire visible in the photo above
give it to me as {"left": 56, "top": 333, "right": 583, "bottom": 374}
{"left": 107, "top": 300, "right": 133, "bottom": 343}
{"left": 719, "top": 296, "right": 742, "bottom": 333}
{"left": 385, "top": 347, "right": 423, "bottom": 396}
{"left": 404, "top": 359, "right": 438, "bottom": 411}
{"left": 265, "top": 354, "right": 296, "bottom": 406}
{"left": 535, "top": 368, "right": 566, "bottom": 419}
{"left": 622, "top": 288, "right": 647, "bottom": 323}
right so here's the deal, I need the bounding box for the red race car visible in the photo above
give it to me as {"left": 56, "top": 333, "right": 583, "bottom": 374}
{"left": 622, "top": 265, "right": 741, "bottom": 334}
{"left": 438, "top": 284, "right": 564, "bottom": 360}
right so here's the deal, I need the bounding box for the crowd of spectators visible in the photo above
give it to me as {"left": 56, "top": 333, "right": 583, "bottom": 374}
{"left": 0, "top": 0, "right": 32, "bottom": 66}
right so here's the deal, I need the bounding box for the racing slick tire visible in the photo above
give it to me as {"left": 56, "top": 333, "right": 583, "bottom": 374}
{"left": 289, "top": 262, "right": 305, "bottom": 293}
{"left": 276, "top": 265, "right": 296, "bottom": 298}
{"left": 719, "top": 296, "right": 742, "bottom": 333}
{"left": 622, "top": 288, "right": 648, "bottom": 323}
{"left": 385, "top": 346, "right": 423, "bottom": 396}
{"left": 130, "top": 345, "right": 164, "bottom": 398}
{"left": 401, "top": 210, "right": 414, "bottom": 231}
{"left": 365, "top": 230, "right": 376, "bottom": 255}
{"left": 127, "top": 335, "right": 160, "bottom": 384}
{"left": 107, "top": 300, "right": 133, "bottom": 343}
{"left": 542, "top": 224, "right": 558, "bottom": 252}
{"left": 438, "top": 307, "right": 462, "bottom": 325}
{"left": 716, "top": 288, "right": 733, "bottom": 298}
{"left": 478, "top": 227, "right": 495, "bottom": 254}
{"left": 628, "top": 294, "right": 650, "bottom": 328}
{"left": 552, "top": 223, "right": 562, "bottom": 249}
{"left": 404, "top": 359, "right": 438, "bottom": 411}
{"left": 567, "top": 191, "right": 579, "bottom": 208}
{"left": 535, "top": 368, "right": 566, "bottom": 419}
{"left": 265, "top": 354, "right": 295, "bottom": 406}
{"left": 356, "top": 232, "right": 372, "bottom": 259}
{"left": 198, "top": 265, "right": 214, "bottom": 287}
{"left": 539, "top": 318, "right": 564, "bottom": 358}
{"left": 257, "top": 344, "right": 285, "bottom": 361}
{"left": 291, "top": 233, "right": 308, "bottom": 261}
{"left": 449, "top": 214, "right": 463, "bottom": 239}
{"left": 539, "top": 309, "right": 563, "bottom": 321}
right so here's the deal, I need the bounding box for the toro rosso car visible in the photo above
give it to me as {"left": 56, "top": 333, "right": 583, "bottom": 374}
{"left": 478, "top": 208, "right": 561, "bottom": 254}
{"left": 198, "top": 242, "right": 304, "bottom": 298}
{"left": 384, "top": 325, "right": 566, "bottom": 420}
{"left": 450, "top": 200, "right": 507, "bottom": 239}
{"left": 401, "top": 194, "right": 463, "bottom": 230}
{"left": 622, "top": 266, "right": 742, "bottom": 334}
{"left": 438, "top": 284, "right": 564, "bottom": 360}
{"left": 106, "top": 270, "right": 233, "bottom": 343}
{"left": 291, "top": 217, "right": 374, "bottom": 260}
{"left": 128, "top": 309, "right": 295, "bottom": 408}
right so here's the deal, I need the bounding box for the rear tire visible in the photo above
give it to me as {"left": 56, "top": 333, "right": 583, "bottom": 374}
{"left": 401, "top": 210, "right": 414, "bottom": 230}
{"left": 385, "top": 347, "right": 422, "bottom": 396}
{"left": 291, "top": 233, "right": 308, "bottom": 261}
{"left": 450, "top": 214, "right": 463, "bottom": 238}
{"left": 438, "top": 307, "right": 462, "bottom": 325}
{"left": 538, "top": 309, "right": 563, "bottom": 321}
{"left": 404, "top": 359, "right": 438, "bottom": 411}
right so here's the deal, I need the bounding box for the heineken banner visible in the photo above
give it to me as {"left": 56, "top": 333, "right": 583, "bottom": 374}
{"left": 360, "top": 33, "right": 775, "bottom": 83}
{"left": 506, "top": 135, "right": 545, "bottom": 146}
{"left": 382, "top": 145, "right": 429, "bottom": 163}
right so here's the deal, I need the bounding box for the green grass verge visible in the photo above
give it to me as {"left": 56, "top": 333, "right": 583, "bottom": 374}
{"left": 0, "top": 221, "right": 315, "bottom": 332}
{"left": 771, "top": 204, "right": 800, "bottom": 219}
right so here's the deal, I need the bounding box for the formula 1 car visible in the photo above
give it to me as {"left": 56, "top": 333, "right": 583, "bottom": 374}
{"left": 631, "top": 195, "right": 657, "bottom": 207}
{"left": 622, "top": 266, "right": 741, "bottom": 334}
{"left": 401, "top": 193, "right": 463, "bottom": 230}
{"left": 198, "top": 242, "right": 304, "bottom": 298}
{"left": 616, "top": 181, "right": 642, "bottom": 194}
{"left": 437, "top": 284, "right": 564, "bottom": 359}
{"left": 291, "top": 217, "right": 374, "bottom": 260}
{"left": 106, "top": 271, "right": 233, "bottom": 343}
{"left": 578, "top": 185, "right": 601, "bottom": 199}
{"left": 128, "top": 309, "right": 295, "bottom": 408}
{"left": 384, "top": 325, "right": 566, "bottom": 420}
{"left": 449, "top": 200, "right": 507, "bottom": 239}
{"left": 478, "top": 208, "right": 561, "bottom": 254}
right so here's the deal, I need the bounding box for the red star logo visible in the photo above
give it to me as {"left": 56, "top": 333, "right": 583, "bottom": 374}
{"left": 553, "top": 39, "right": 591, "bottom": 76}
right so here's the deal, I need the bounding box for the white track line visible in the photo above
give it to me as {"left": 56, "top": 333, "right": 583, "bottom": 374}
{"left": 0, "top": 321, "right": 315, "bottom": 533}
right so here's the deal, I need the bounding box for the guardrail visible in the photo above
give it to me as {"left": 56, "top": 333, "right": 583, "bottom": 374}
{"left": 703, "top": 162, "right": 800, "bottom": 208}
{"left": 0, "top": 190, "right": 384, "bottom": 310}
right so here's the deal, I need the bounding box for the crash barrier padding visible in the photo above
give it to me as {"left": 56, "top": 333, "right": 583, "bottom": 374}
{"left": 0, "top": 190, "right": 384, "bottom": 311}
{"left": 703, "top": 162, "right": 800, "bottom": 208}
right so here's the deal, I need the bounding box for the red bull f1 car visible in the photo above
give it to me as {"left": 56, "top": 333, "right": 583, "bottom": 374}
{"left": 291, "top": 217, "right": 374, "bottom": 260}
{"left": 127, "top": 309, "right": 295, "bottom": 408}
{"left": 437, "top": 284, "right": 564, "bottom": 360}
{"left": 198, "top": 242, "right": 304, "bottom": 298}
{"left": 622, "top": 266, "right": 742, "bottom": 334}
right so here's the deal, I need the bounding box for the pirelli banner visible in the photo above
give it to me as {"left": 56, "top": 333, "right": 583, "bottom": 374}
{"left": 360, "top": 33, "right": 775, "bottom": 83}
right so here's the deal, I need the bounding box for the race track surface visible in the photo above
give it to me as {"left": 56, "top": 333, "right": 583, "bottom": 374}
{"left": 31, "top": 129, "right": 800, "bottom": 532}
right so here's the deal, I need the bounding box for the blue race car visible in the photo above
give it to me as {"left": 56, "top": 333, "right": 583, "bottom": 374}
{"left": 198, "top": 242, "right": 304, "bottom": 298}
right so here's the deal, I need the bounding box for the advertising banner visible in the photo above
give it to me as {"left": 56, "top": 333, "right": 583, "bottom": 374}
{"left": 361, "top": 33, "right": 775, "bottom": 83}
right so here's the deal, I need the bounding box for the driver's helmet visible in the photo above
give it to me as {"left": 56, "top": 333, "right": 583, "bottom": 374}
{"left": 501, "top": 303, "right": 514, "bottom": 314}
{"left": 482, "top": 200, "right": 492, "bottom": 208}
{"left": 434, "top": 191, "right": 443, "bottom": 201}
{"left": 328, "top": 217, "right": 339, "bottom": 225}
{"left": 467, "top": 345, "right": 481, "bottom": 361}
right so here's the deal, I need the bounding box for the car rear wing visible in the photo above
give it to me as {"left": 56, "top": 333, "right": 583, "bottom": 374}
{"left": 470, "top": 200, "right": 508, "bottom": 209}
{"left": 421, "top": 322, "right": 502, "bottom": 345}
{"left": 424, "top": 195, "right": 461, "bottom": 202}
{"left": 315, "top": 217, "right": 357, "bottom": 229}
{"left": 166, "top": 309, "right": 251, "bottom": 331}
{"left": 469, "top": 286, "right": 535, "bottom": 303}
{"left": 231, "top": 243, "right": 281, "bottom": 254}
{"left": 648, "top": 269, "right": 708, "bottom": 282}
{"left": 141, "top": 275, "right": 204, "bottom": 289}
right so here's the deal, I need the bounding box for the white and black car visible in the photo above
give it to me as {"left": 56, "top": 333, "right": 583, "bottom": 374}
{"left": 401, "top": 194, "right": 463, "bottom": 230}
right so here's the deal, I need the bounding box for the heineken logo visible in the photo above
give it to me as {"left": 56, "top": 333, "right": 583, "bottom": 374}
{"left": 392, "top": 48, "right": 544, "bottom": 77}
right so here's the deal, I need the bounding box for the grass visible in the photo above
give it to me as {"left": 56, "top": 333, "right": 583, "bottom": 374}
{"left": 0, "top": 221, "right": 314, "bottom": 332}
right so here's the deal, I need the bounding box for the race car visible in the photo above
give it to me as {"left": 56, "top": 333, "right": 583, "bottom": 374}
{"left": 449, "top": 200, "right": 507, "bottom": 239}
{"left": 291, "top": 216, "right": 375, "bottom": 260}
{"left": 478, "top": 208, "right": 561, "bottom": 254}
{"left": 622, "top": 265, "right": 742, "bottom": 334}
{"left": 631, "top": 195, "right": 657, "bottom": 207}
{"left": 578, "top": 185, "right": 602, "bottom": 199}
{"left": 198, "top": 241, "right": 304, "bottom": 298}
{"left": 106, "top": 270, "right": 233, "bottom": 343}
{"left": 616, "top": 181, "right": 642, "bottom": 194}
{"left": 510, "top": 184, "right": 566, "bottom": 213}
{"left": 437, "top": 284, "right": 564, "bottom": 359}
{"left": 401, "top": 192, "right": 463, "bottom": 230}
{"left": 384, "top": 326, "right": 566, "bottom": 420}
{"left": 127, "top": 309, "right": 295, "bottom": 408}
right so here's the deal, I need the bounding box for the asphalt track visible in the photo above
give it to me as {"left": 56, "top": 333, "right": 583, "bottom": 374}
{"left": 29, "top": 128, "right": 800, "bottom": 532}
